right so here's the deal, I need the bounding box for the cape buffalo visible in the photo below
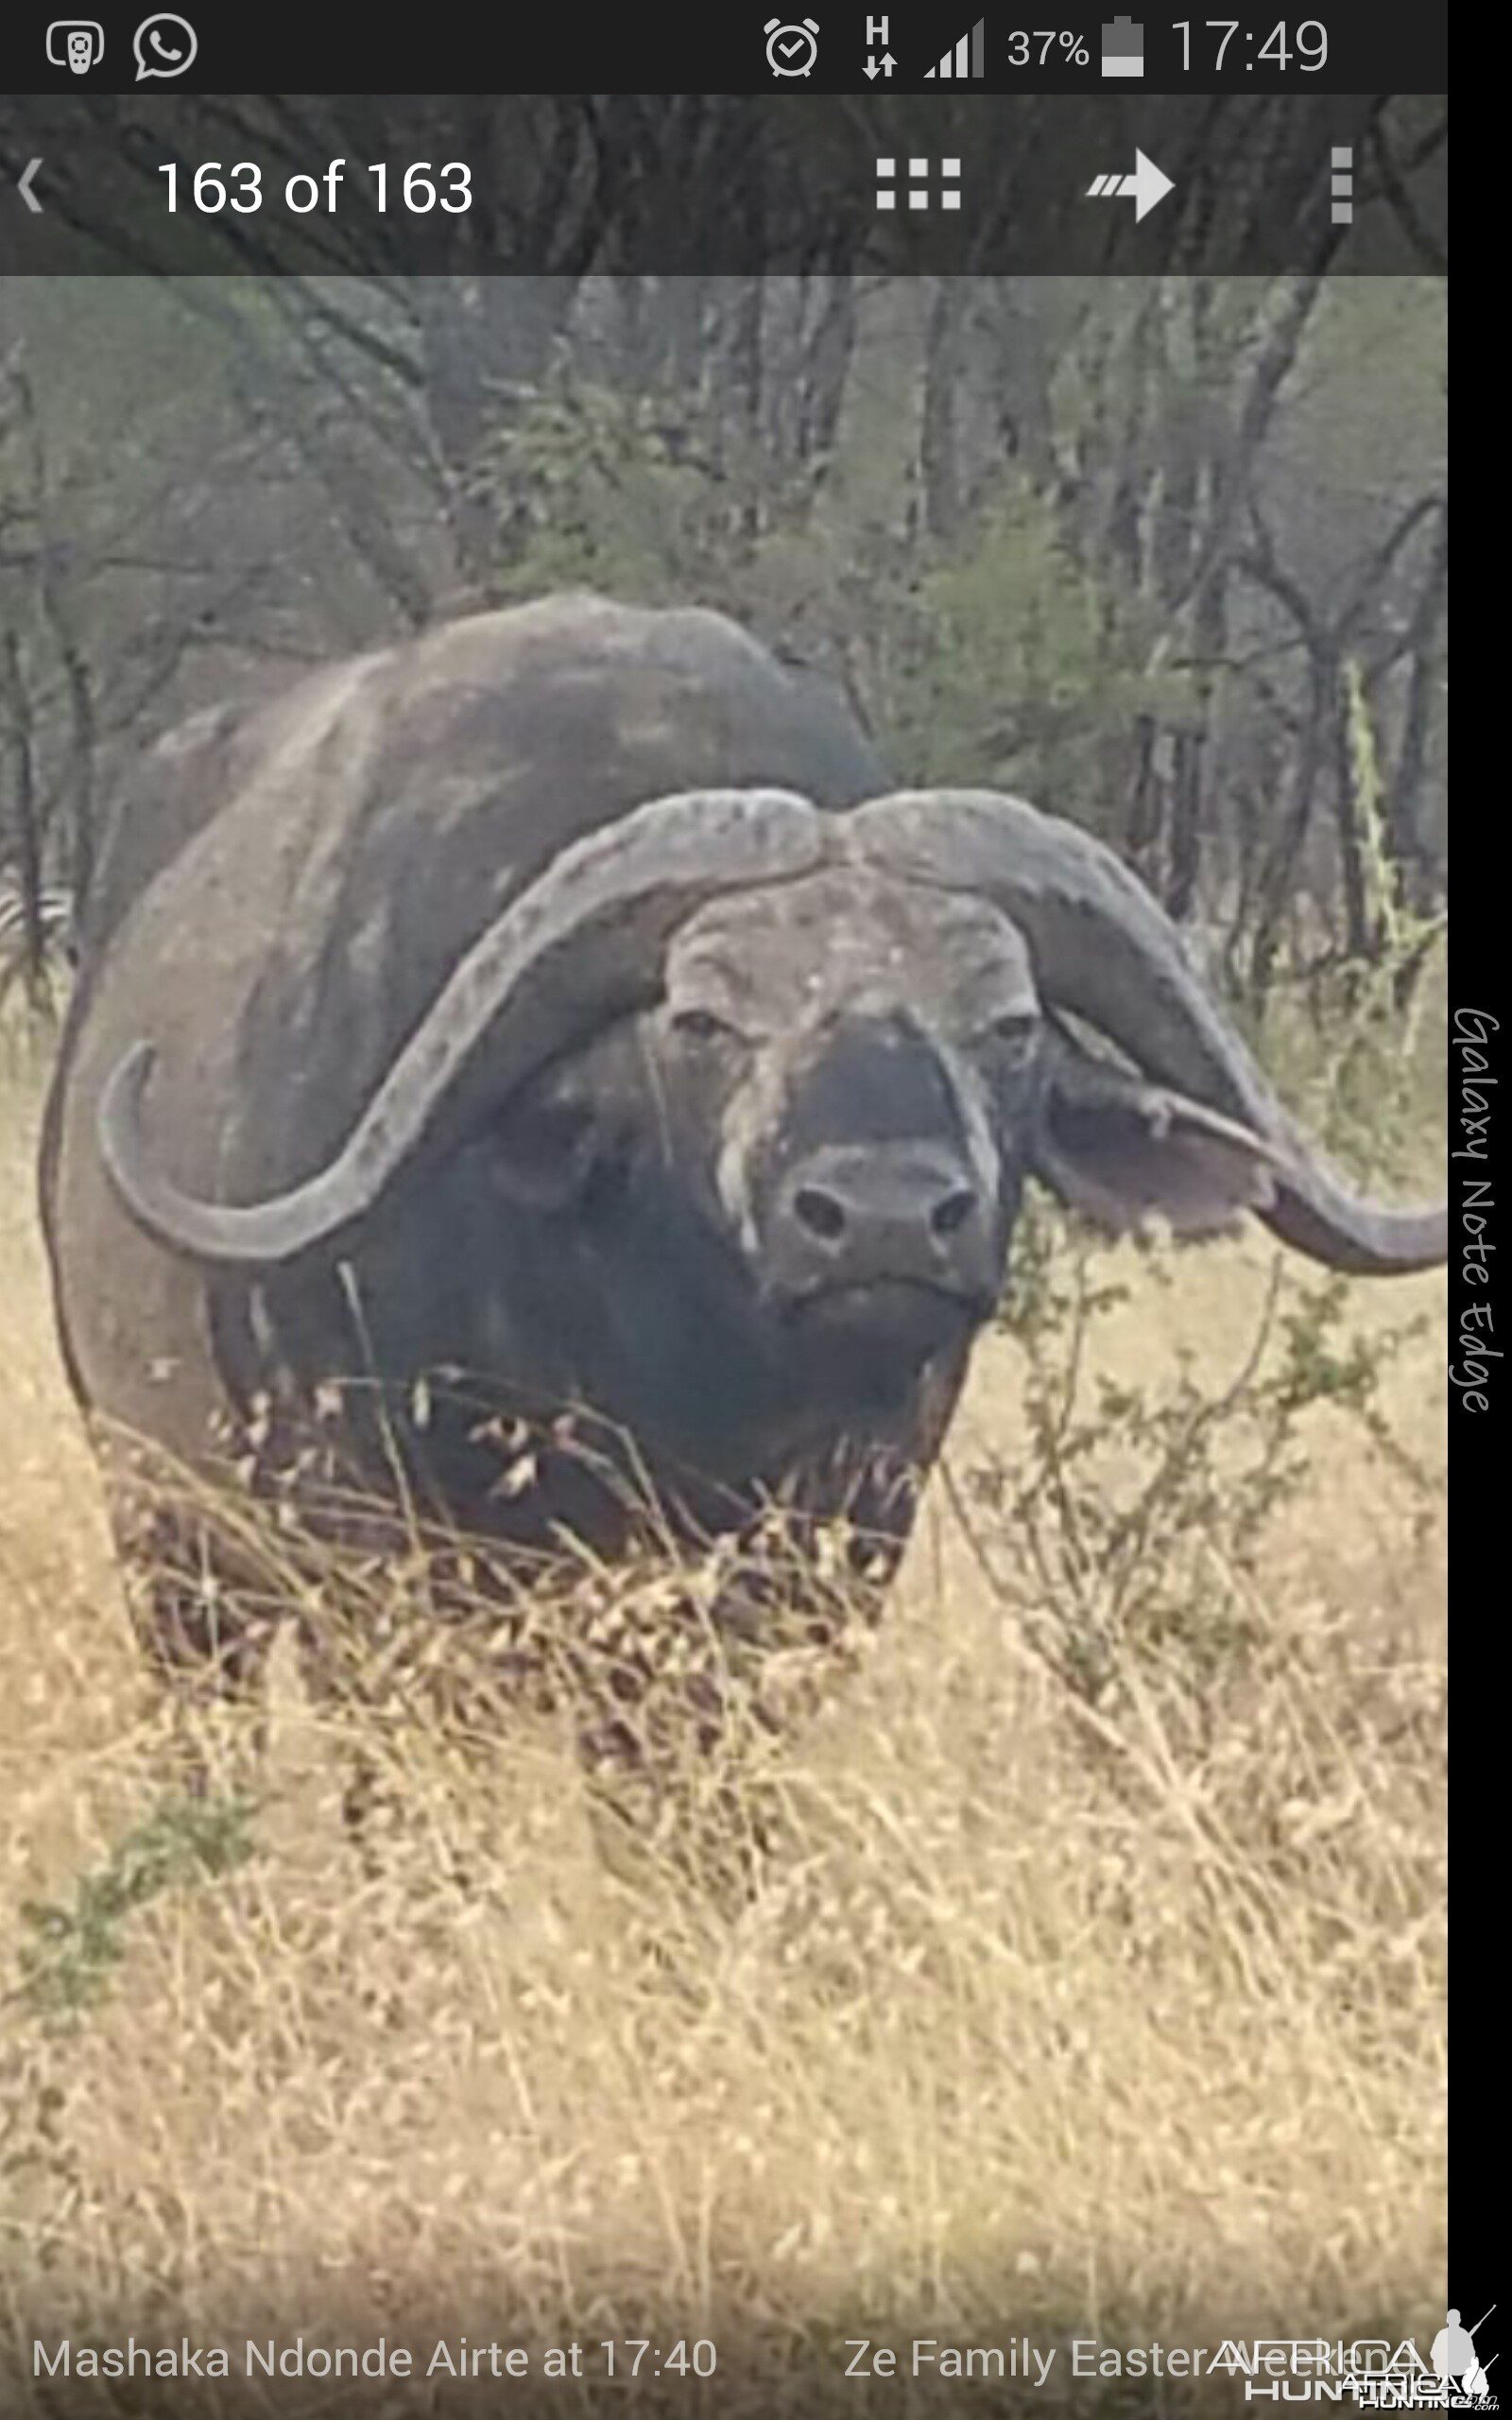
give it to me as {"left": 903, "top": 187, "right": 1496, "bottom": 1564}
{"left": 40, "top": 594, "right": 1446, "bottom": 1728}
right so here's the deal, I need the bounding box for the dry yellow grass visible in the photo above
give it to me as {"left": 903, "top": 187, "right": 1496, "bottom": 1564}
{"left": 0, "top": 1020, "right": 1448, "bottom": 2419}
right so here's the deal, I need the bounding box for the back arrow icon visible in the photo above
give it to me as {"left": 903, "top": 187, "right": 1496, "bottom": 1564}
{"left": 18, "top": 159, "right": 43, "bottom": 214}
{"left": 1086, "top": 148, "right": 1174, "bottom": 222}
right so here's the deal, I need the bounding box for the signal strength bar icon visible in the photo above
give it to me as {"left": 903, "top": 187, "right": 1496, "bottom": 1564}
{"left": 924, "top": 16, "right": 985, "bottom": 76}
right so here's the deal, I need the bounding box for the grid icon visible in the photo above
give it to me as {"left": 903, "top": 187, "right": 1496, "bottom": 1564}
{"left": 876, "top": 157, "right": 962, "bottom": 211}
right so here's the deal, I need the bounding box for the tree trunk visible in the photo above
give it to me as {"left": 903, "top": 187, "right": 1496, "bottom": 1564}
{"left": 0, "top": 630, "right": 49, "bottom": 1011}
{"left": 795, "top": 274, "right": 856, "bottom": 480}
{"left": 1331, "top": 672, "right": 1372, "bottom": 966}
{"left": 418, "top": 275, "right": 583, "bottom": 587}
{"left": 920, "top": 281, "right": 969, "bottom": 544}
{"left": 1248, "top": 648, "right": 1333, "bottom": 1014}
{"left": 1384, "top": 500, "right": 1448, "bottom": 920}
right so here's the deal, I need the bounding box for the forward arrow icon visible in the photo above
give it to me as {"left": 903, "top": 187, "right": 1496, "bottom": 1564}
{"left": 1086, "top": 149, "right": 1174, "bottom": 223}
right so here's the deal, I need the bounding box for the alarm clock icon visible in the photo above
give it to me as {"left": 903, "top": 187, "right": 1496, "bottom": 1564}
{"left": 765, "top": 17, "right": 819, "bottom": 74}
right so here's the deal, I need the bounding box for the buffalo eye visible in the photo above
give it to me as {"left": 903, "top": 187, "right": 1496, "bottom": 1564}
{"left": 988, "top": 1011, "right": 1040, "bottom": 1063}
{"left": 671, "top": 1005, "right": 738, "bottom": 1044}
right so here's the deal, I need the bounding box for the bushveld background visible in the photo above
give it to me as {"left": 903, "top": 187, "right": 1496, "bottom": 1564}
{"left": 0, "top": 267, "right": 1445, "bottom": 2414}
{"left": 0, "top": 993, "right": 1450, "bottom": 2419}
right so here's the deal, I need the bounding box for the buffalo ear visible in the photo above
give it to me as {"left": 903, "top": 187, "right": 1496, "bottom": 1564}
{"left": 485, "top": 1076, "right": 609, "bottom": 1210}
{"left": 484, "top": 1022, "right": 644, "bottom": 1210}
{"left": 1032, "top": 1026, "right": 1281, "bottom": 1240}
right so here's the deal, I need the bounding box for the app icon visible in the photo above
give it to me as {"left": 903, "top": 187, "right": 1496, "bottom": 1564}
{"left": 132, "top": 12, "right": 198, "bottom": 79}
{"left": 765, "top": 17, "right": 819, "bottom": 76}
{"left": 45, "top": 20, "right": 104, "bottom": 74}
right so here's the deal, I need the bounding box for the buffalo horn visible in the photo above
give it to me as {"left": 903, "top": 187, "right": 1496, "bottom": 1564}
{"left": 99, "top": 788, "right": 828, "bottom": 1266}
{"left": 848, "top": 788, "right": 1447, "bottom": 1273}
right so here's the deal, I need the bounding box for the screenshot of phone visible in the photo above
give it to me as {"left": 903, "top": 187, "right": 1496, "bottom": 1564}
{"left": 0, "top": 22, "right": 1465, "bottom": 2420}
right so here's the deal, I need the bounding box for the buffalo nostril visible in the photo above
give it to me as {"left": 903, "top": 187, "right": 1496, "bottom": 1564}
{"left": 791, "top": 1184, "right": 849, "bottom": 1242}
{"left": 930, "top": 1186, "right": 978, "bottom": 1239}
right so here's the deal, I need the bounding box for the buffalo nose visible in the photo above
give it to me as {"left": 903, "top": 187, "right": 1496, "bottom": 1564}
{"left": 790, "top": 1177, "right": 979, "bottom": 1245}
{"left": 773, "top": 1143, "right": 992, "bottom": 1295}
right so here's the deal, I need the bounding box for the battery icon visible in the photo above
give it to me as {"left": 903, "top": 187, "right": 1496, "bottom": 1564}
{"left": 1101, "top": 16, "right": 1144, "bottom": 74}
